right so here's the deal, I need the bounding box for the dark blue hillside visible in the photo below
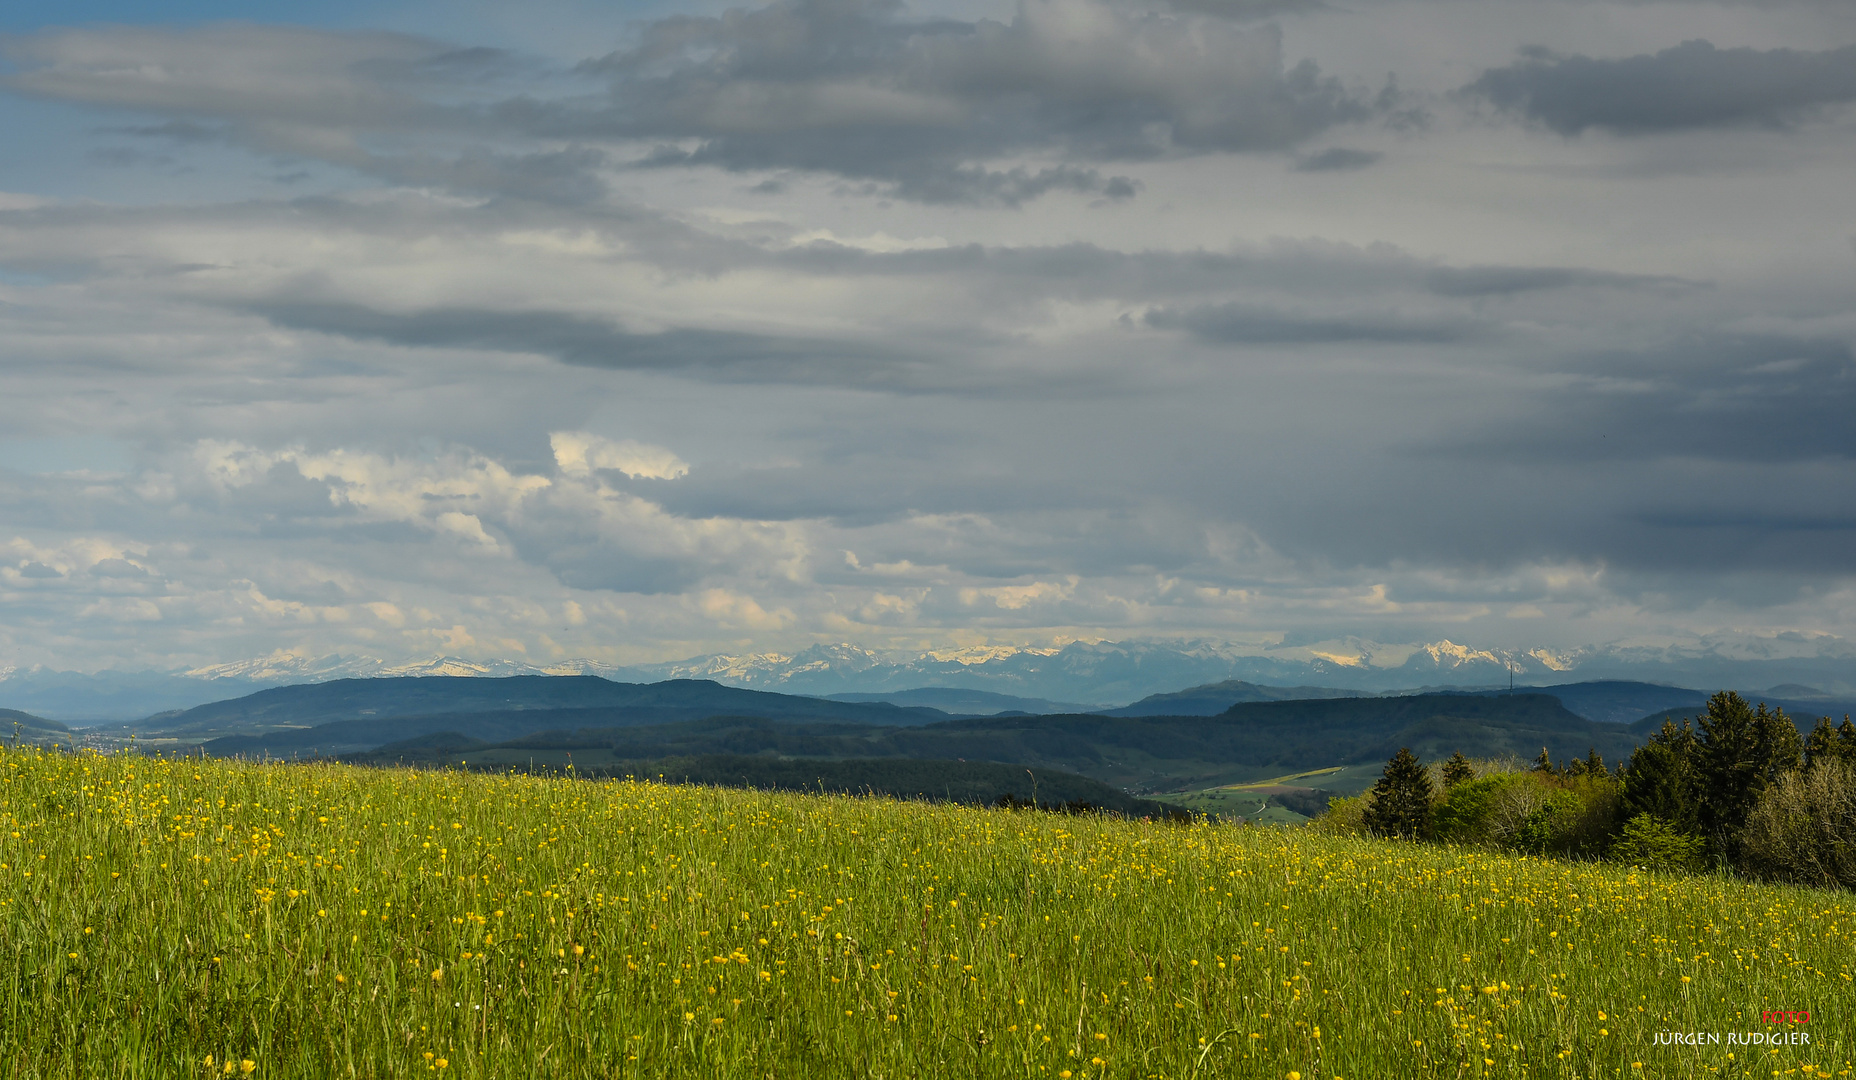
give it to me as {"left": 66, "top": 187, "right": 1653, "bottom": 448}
{"left": 149, "top": 675, "right": 946, "bottom": 736}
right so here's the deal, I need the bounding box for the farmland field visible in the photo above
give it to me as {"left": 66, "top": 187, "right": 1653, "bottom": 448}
{"left": 2, "top": 747, "right": 1853, "bottom": 1078}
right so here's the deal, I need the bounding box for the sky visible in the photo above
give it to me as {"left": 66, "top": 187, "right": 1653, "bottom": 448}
{"left": 0, "top": 0, "right": 1854, "bottom": 672}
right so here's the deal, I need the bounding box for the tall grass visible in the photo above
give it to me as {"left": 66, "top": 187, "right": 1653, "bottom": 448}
{"left": 2, "top": 747, "right": 1852, "bottom": 1078}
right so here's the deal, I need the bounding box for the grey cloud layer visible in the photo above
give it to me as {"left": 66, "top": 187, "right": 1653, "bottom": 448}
{"left": 3, "top": 0, "right": 1386, "bottom": 206}
{"left": 3, "top": 0, "right": 1856, "bottom": 671}
{"left": 577, "top": 0, "right": 1371, "bottom": 200}
{"left": 1465, "top": 39, "right": 1856, "bottom": 134}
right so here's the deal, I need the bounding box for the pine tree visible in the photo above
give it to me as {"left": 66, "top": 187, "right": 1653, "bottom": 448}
{"left": 1694, "top": 691, "right": 1803, "bottom": 859}
{"left": 1805, "top": 716, "right": 1856, "bottom": 771}
{"left": 1363, "top": 748, "right": 1435, "bottom": 840}
{"left": 1622, "top": 719, "right": 1699, "bottom": 832}
{"left": 1442, "top": 751, "right": 1474, "bottom": 789}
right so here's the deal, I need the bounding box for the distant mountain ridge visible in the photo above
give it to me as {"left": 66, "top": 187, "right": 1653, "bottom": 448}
{"left": 1103, "top": 680, "right": 1371, "bottom": 717}
{"left": 7, "top": 631, "right": 1856, "bottom": 722}
{"left": 825, "top": 688, "right": 1096, "bottom": 716}
{"left": 137, "top": 676, "right": 945, "bottom": 745}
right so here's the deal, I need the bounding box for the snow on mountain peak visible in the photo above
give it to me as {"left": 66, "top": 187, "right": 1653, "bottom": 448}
{"left": 927, "top": 645, "right": 1052, "bottom": 666}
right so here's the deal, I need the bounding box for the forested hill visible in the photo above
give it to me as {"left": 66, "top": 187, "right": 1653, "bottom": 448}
{"left": 1101, "top": 680, "right": 1370, "bottom": 717}
{"left": 0, "top": 708, "right": 68, "bottom": 733}
{"left": 336, "top": 692, "right": 1642, "bottom": 796}
{"left": 1202, "top": 693, "right": 1638, "bottom": 765}
{"left": 137, "top": 676, "right": 944, "bottom": 737}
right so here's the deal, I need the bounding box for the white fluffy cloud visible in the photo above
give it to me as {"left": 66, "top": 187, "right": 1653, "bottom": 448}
{"left": 552, "top": 432, "right": 690, "bottom": 480}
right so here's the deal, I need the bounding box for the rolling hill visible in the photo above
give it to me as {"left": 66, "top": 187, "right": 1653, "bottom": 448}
{"left": 1101, "top": 680, "right": 1370, "bottom": 717}
{"left": 337, "top": 692, "right": 1643, "bottom": 798}
{"left": 824, "top": 688, "right": 1095, "bottom": 716}
{"left": 126, "top": 676, "right": 944, "bottom": 743}
{"left": 0, "top": 708, "right": 69, "bottom": 736}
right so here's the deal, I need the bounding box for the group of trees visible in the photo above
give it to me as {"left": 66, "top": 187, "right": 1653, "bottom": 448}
{"left": 1338, "top": 691, "right": 1856, "bottom": 889}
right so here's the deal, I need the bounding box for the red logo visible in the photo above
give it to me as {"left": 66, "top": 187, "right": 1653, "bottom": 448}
{"left": 1761, "top": 1011, "right": 1811, "bottom": 1025}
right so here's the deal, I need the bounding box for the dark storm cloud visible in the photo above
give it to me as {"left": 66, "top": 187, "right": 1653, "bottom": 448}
{"left": 1293, "top": 147, "right": 1380, "bottom": 171}
{"left": 563, "top": 0, "right": 1372, "bottom": 202}
{"left": 1464, "top": 40, "right": 1856, "bottom": 134}
{"left": 245, "top": 300, "right": 918, "bottom": 386}
{"left": 1142, "top": 301, "right": 1476, "bottom": 344}
{"left": 1438, "top": 335, "right": 1856, "bottom": 464}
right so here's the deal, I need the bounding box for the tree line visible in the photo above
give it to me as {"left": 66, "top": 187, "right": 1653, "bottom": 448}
{"left": 1333, "top": 690, "right": 1856, "bottom": 888}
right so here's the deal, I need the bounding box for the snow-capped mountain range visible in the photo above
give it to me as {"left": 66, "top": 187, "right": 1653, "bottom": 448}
{"left": 4, "top": 631, "right": 1855, "bottom": 723}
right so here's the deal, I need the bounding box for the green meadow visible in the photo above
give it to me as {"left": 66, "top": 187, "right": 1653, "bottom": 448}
{"left": 2, "top": 747, "right": 1852, "bottom": 1078}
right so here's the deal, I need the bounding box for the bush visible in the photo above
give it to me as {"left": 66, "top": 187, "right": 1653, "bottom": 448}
{"left": 1609, "top": 813, "right": 1708, "bottom": 873}
{"left": 1738, "top": 760, "right": 1856, "bottom": 889}
{"left": 1431, "top": 773, "right": 1521, "bottom": 843}
{"left": 1311, "top": 794, "right": 1368, "bottom": 835}
{"left": 1549, "top": 772, "right": 1625, "bottom": 856}
{"left": 1516, "top": 788, "right": 1584, "bottom": 855}
{"left": 1430, "top": 769, "right": 1621, "bottom": 856}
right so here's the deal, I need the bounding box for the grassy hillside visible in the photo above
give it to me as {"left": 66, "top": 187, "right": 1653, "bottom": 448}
{"left": 2, "top": 747, "right": 1850, "bottom": 1077}
{"left": 572, "top": 755, "right": 1177, "bottom": 818}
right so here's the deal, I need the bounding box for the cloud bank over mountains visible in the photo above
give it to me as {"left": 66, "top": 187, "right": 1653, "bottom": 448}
{"left": 9, "top": 632, "right": 1856, "bottom": 722}
{"left": 1, "top": 0, "right": 1854, "bottom": 677}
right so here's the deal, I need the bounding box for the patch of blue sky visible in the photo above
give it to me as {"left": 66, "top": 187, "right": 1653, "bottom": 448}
{"left": 0, "top": 95, "right": 362, "bottom": 206}
{"left": 0, "top": 0, "right": 393, "bottom": 33}
{"left": 0, "top": 436, "right": 137, "bottom": 476}
{"left": 1, "top": 0, "right": 717, "bottom": 42}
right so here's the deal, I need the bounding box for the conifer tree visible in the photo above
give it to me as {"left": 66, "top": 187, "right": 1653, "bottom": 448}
{"left": 1442, "top": 751, "right": 1474, "bottom": 790}
{"left": 1363, "top": 747, "right": 1435, "bottom": 840}
{"left": 1694, "top": 691, "right": 1803, "bottom": 859}
{"left": 1804, "top": 716, "right": 1856, "bottom": 771}
{"left": 1622, "top": 719, "right": 1699, "bottom": 832}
